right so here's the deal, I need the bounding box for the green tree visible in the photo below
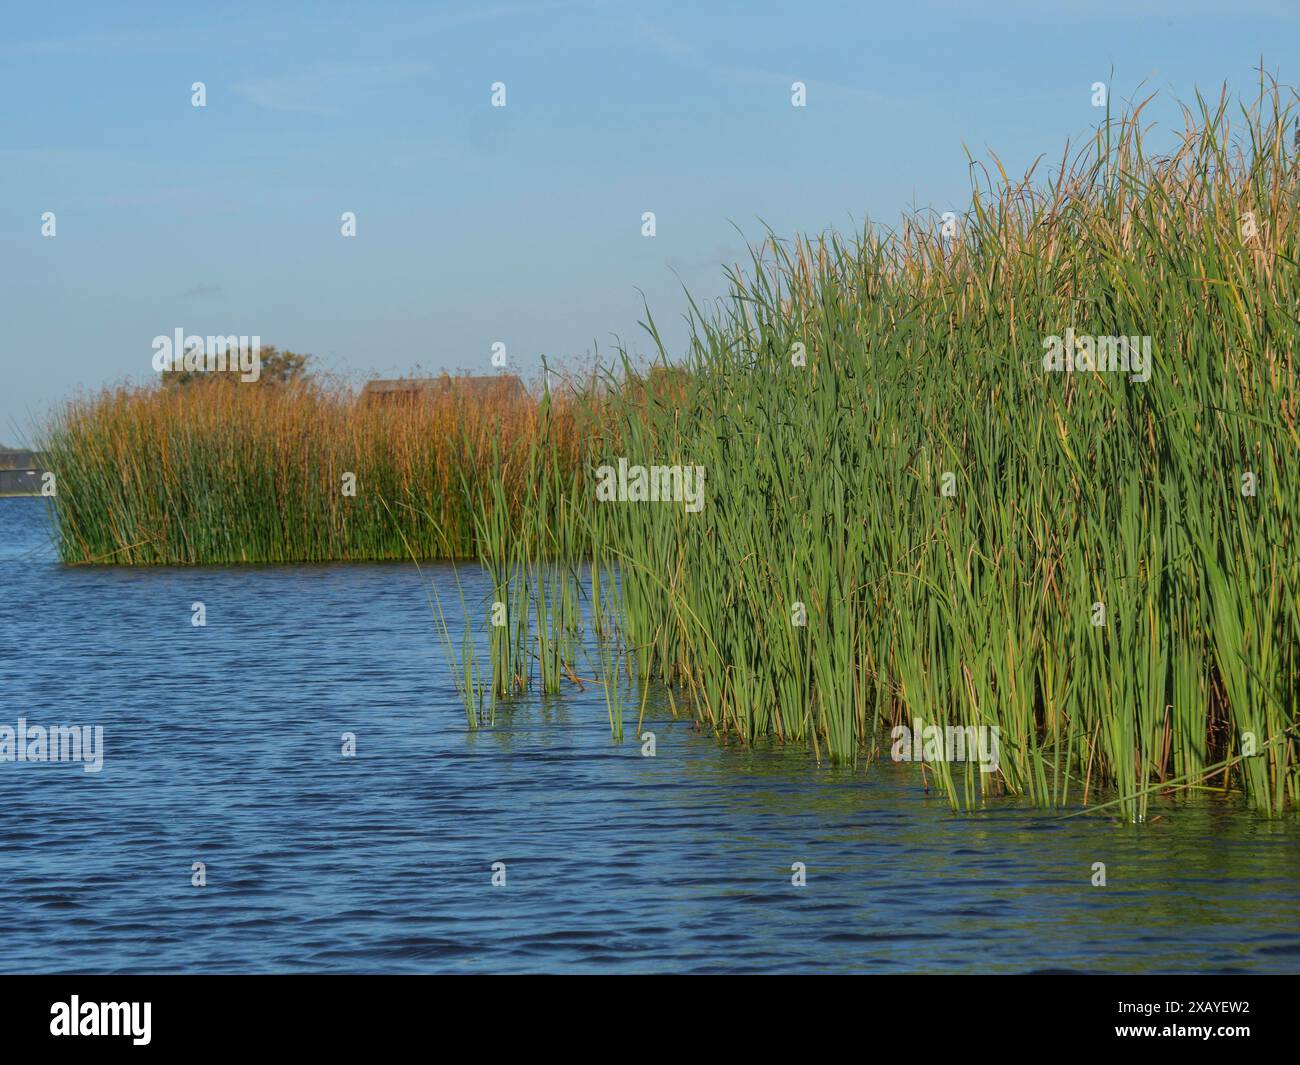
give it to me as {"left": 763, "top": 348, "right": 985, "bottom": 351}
{"left": 162, "top": 344, "right": 311, "bottom": 388}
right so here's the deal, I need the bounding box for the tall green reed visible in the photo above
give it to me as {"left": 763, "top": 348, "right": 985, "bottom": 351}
{"left": 585, "top": 84, "right": 1300, "bottom": 818}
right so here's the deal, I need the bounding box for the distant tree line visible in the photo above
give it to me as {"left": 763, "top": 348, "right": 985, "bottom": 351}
{"left": 162, "top": 345, "right": 311, "bottom": 388}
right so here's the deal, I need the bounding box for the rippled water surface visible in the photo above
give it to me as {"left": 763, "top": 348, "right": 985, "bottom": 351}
{"left": 2, "top": 497, "right": 1298, "bottom": 973}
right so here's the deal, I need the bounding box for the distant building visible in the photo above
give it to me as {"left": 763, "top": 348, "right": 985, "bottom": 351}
{"left": 627, "top": 364, "right": 691, "bottom": 408}
{"left": 359, "top": 374, "right": 528, "bottom": 408}
{"left": 0, "top": 450, "right": 44, "bottom": 496}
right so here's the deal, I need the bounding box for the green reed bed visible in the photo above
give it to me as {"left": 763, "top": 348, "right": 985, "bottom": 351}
{"left": 564, "top": 87, "right": 1299, "bottom": 818}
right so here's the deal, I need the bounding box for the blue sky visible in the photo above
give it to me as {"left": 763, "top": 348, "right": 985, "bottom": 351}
{"left": 1, "top": 0, "right": 1296, "bottom": 439}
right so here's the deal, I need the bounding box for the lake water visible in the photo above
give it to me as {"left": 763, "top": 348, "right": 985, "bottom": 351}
{"left": 2, "top": 496, "right": 1298, "bottom": 973}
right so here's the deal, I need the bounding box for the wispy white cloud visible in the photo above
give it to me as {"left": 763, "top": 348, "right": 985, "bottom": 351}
{"left": 232, "top": 62, "right": 431, "bottom": 115}
{"left": 0, "top": 23, "right": 210, "bottom": 58}
{"left": 182, "top": 283, "right": 225, "bottom": 298}
{"left": 714, "top": 63, "right": 899, "bottom": 108}
{"left": 920, "top": 0, "right": 1298, "bottom": 16}
{"left": 633, "top": 16, "right": 690, "bottom": 57}
{"left": 1, "top": 2, "right": 590, "bottom": 61}
{"left": 629, "top": 13, "right": 905, "bottom": 109}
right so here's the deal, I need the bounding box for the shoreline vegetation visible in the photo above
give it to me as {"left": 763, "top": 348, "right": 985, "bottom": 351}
{"left": 38, "top": 88, "right": 1300, "bottom": 818}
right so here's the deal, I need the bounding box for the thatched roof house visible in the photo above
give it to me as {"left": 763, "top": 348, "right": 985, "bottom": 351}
{"left": 624, "top": 364, "right": 691, "bottom": 408}
{"left": 359, "top": 374, "right": 528, "bottom": 408}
